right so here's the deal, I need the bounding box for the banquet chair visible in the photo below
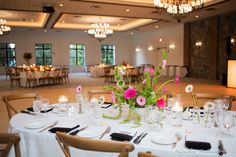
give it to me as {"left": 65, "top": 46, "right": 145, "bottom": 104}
{"left": 88, "top": 90, "right": 112, "bottom": 101}
{"left": 56, "top": 132, "right": 134, "bottom": 157}
{"left": 138, "top": 152, "right": 159, "bottom": 157}
{"left": 0, "top": 133, "right": 21, "bottom": 157}
{"left": 38, "top": 70, "right": 51, "bottom": 86}
{"left": 2, "top": 93, "right": 40, "bottom": 120}
{"left": 194, "top": 93, "right": 235, "bottom": 110}
{"left": 25, "top": 70, "right": 37, "bottom": 87}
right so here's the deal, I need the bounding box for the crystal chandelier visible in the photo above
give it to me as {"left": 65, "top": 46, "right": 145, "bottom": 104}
{"left": 0, "top": 19, "right": 11, "bottom": 35}
{"left": 154, "top": 0, "right": 204, "bottom": 16}
{"left": 88, "top": 23, "right": 113, "bottom": 41}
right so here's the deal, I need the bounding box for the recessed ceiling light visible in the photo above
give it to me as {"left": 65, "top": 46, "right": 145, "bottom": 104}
{"left": 130, "top": 32, "right": 134, "bottom": 35}
{"left": 59, "top": 4, "right": 63, "bottom": 7}
{"left": 159, "top": 38, "right": 162, "bottom": 42}
{"left": 126, "top": 9, "right": 130, "bottom": 12}
{"left": 155, "top": 25, "right": 159, "bottom": 28}
{"left": 195, "top": 15, "right": 199, "bottom": 18}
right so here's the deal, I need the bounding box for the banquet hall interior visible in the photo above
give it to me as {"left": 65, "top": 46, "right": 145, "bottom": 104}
{"left": 0, "top": 0, "right": 236, "bottom": 157}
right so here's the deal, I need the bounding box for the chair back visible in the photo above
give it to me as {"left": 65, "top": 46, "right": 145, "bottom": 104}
{"left": 2, "top": 93, "right": 40, "bottom": 120}
{"left": 0, "top": 133, "right": 21, "bottom": 157}
{"left": 88, "top": 90, "right": 112, "bottom": 101}
{"left": 56, "top": 132, "right": 134, "bottom": 157}
{"left": 194, "top": 93, "right": 235, "bottom": 110}
{"left": 138, "top": 152, "right": 159, "bottom": 157}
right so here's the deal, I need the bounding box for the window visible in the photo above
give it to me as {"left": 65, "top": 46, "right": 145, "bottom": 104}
{"left": 101, "top": 45, "right": 115, "bottom": 65}
{"left": 69, "top": 44, "right": 85, "bottom": 66}
{"left": 0, "top": 43, "right": 16, "bottom": 66}
{"left": 35, "top": 43, "right": 52, "bottom": 65}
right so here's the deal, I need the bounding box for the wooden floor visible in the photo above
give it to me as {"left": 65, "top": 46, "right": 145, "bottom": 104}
{"left": 0, "top": 73, "right": 236, "bottom": 132}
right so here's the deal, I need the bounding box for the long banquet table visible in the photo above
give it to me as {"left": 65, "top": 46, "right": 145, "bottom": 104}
{"left": 8, "top": 104, "right": 236, "bottom": 157}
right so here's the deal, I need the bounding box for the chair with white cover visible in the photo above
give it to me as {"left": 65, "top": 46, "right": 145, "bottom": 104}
{"left": 1, "top": 93, "right": 40, "bottom": 120}
{"left": 56, "top": 132, "right": 134, "bottom": 157}
{"left": 0, "top": 133, "right": 21, "bottom": 157}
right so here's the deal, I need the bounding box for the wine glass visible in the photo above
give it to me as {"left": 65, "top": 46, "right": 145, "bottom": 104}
{"left": 223, "top": 112, "right": 234, "bottom": 137}
{"left": 41, "top": 98, "right": 49, "bottom": 113}
{"left": 33, "top": 100, "right": 43, "bottom": 118}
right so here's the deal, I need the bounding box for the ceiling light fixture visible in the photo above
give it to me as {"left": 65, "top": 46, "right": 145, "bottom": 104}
{"left": 154, "top": 0, "right": 204, "bottom": 17}
{"left": 88, "top": 22, "right": 113, "bottom": 42}
{"left": 0, "top": 18, "right": 11, "bottom": 35}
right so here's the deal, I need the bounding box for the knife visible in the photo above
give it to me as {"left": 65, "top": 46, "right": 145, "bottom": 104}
{"left": 69, "top": 126, "right": 88, "bottom": 136}
{"left": 20, "top": 110, "right": 36, "bottom": 115}
{"left": 133, "top": 132, "right": 144, "bottom": 144}
{"left": 136, "top": 133, "right": 148, "bottom": 144}
{"left": 218, "top": 140, "right": 227, "bottom": 156}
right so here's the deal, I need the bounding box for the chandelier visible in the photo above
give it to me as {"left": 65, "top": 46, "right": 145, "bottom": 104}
{"left": 88, "top": 23, "right": 113, "bottom": 41}
{"left": 0, "top": 19, "right": 11, "bottom": 35}
{"left": 154, "top": 0, "right": 204, "bottom": 16}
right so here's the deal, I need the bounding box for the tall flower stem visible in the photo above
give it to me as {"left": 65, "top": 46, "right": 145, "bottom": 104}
{"left": 156, "top": 79, "right": 174, "bottom": 94}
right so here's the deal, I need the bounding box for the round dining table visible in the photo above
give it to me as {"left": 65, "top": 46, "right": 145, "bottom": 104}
{"left": 8, "top": 104, "right": 236, "bottom": 157}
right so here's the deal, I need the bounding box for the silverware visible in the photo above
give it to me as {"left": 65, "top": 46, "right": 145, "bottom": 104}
{"left": 133, "top": 132, "right": 144, "bottom": 144}
{"left": 38, "top": 121, "right": 58, "bottom": 133}
{"left": 218, "top": 140, "right": 227, "bottom": 156}
{"left": 70, "top": 126, "right": 88, "bottom": 135}
{"left": 99, "top": 126, "right": 111, "bottom": 139}
{"left": 136, "top": 133, "right": 148, "bottom": 144}
{"left": 21, "top": 110, "right": 36, "bottom": 115}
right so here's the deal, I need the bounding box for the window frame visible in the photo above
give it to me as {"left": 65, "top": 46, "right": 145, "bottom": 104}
{"left": 0, "top": 43, "right": 16, "bottom": 67}
{"left": 35, "top": 43, "right": 52, "bottom": 65}
{"left": 101, "top": 44, "right": 115, "bottom": 65}
{"left": 69, "top": 44, "right": 85, "bottom": 66}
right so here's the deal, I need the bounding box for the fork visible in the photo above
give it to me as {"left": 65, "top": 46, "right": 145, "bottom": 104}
{"left": 38, "top": 121, "right": 58, "bottom": 133}
{"left": 99, "top": 126, "right": 111, "bottom": 139}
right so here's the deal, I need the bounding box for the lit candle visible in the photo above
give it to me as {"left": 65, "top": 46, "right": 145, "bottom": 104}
{"left": 58, "top": 95, "right": 68, "bottom": 103}
{"left": 172, "top": 101, "right": 183, "bottom": 112}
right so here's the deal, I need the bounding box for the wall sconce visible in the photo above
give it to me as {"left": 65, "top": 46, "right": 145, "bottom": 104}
{"left": 231, "top": 38, "right": 235, "bottom": 45}
{"left": 195, "top": 41, "right": 202, "bottom": 48}
{"left": 227, "top": 60, "right": 236, "bottom": 88}
{"left": 169, "top": 44, "right": 175, "bottom": 51}
{"left": 148, "top": 46, "right": 154, "bottom": 52}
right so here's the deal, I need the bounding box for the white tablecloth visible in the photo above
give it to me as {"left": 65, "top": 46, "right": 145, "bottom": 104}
{"left": 9, "top": 106, "right": 236, "bottom": 157}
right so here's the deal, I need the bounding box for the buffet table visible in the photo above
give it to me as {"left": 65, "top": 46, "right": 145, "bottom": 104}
{"left": 8, "top": 104, "right": 236, "bottom": 157}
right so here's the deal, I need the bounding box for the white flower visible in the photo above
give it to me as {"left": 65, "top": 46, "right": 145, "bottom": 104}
{"left": 99, "top": 96, "right": 105, "bottom": 104}
{"left": 185, "top": 84, "right": 193, "bottom": 93}
{"left": 90, "top": 98, "right": 98, "bottom": 104}
{"left": 204, "top": 101, "right": 215, "bottom": 111}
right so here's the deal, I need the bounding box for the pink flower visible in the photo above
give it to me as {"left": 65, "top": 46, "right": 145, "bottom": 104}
{"left": 156, "top": 98, "right": 166, "bottom": 109}
{"left": 163, "top": 87, "right": 167, "bottom": 94}
{"left": 142, "top": 79, "right": 146, "bottom": 85}
{"left": 111, "top": 91, "right": 116, "bottom": 103}
{"left": 76, "top": 85, "right": 82, "bottom": 93}
{"left": 175, "top": 74, "right": 180, "bottom": 85}
{"left": 144, "top": 68, "right": 155, "bottom": 75}
{"left": 136, "top": 96, "right": 146, "bottom": 106}
{"left": 162, "top": 59, "right": 167, "bottom": 69}
{"left": 124, "top": 88, "right": 137, "bottom": 99}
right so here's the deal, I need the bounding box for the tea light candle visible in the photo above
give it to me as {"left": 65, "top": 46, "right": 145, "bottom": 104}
{"left": 58, "top": 95, "right": 68, "bottom": 103}
{"left": 172, "top": 101, "right": 183, "bottom": 112}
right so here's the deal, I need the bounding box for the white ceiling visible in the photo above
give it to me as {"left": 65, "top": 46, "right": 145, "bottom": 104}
{"left": 0, "top": 0, "right": 236, "bottom": 32}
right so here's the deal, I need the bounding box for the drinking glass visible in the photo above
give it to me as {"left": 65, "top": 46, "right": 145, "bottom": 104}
{"left": 33, "top": 100, "right": 42, "bottom": 113}
{"left": 223, "top": 111, "right": 234, "bottom": 137}
{"left": 41, "top": 98, "right": 49, "bottom": 113}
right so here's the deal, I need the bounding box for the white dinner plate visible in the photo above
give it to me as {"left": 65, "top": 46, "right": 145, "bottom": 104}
{"left": 151, "top": 135, "right": 177, "bottom": 145}
{"left": 25, "top": 122, "right": 45, "bottom": 129}
{"left": 77, "top": 126, "right": 107, "bottom": 138}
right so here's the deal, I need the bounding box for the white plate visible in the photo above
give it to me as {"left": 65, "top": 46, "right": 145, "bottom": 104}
{"left": 25, "top": 122, "right": 45, "bottom": 129}
{"left": 151, "top": 136, "right": 177, "bottom": 145}
{"left": 77, "top": 130, "right": 101, "bottom": 138}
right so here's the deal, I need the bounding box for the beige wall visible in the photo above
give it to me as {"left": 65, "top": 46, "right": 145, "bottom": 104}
{"left": 0, "top": 25, "right": 184, "bottom": 74}
{"left": 131, "top": 24, "right": 184, "bottom": 67}
{"left": 0, "top": 28, "right": 133, "bottom": 74}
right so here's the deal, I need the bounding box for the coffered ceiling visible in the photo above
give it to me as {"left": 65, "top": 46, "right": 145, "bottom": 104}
{"left": 0, "top": 0, "right": 236, "bottom": 33}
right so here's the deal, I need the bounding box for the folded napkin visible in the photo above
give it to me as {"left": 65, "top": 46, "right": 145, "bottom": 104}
{"left": 185, "top": 141, "right": 211, "bottom": 150}
{"left": 48, "top": 124, "right": 80, "bottom": 133}
{"left": 27, "top": 107, "right": 53, "bottom": 113}
{"left": 110, "top": 133, "right": 133, "bottom": 141}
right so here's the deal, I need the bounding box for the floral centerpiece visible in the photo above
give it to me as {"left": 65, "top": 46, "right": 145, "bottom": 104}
{"left": 104, "top": 50, "right": 179, "bottom": 126}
